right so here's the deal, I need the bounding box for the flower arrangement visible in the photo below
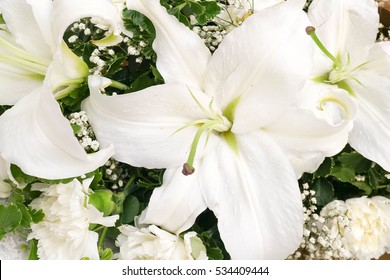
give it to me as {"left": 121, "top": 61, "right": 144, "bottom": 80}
{"left": 0, "top": 0, "right": 390, "bottom": 260}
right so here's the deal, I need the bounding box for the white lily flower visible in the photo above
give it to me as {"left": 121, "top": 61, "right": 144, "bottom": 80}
{"left": 304, "top": 0, "right": 390, "bottom": 171}
{"left": 215, "top": 0, "right": 284, "bottom": 31}
{"left": 83, "top": 0, "right": 315, "bottom": 259}
{"left": 0, "top": 0, "right": 122, "bottom": 178}
{"left": 28, "top": 178, "right": 119, "bottom": 260}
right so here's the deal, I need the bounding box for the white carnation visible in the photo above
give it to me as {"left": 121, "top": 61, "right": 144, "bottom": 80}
{"left": 28, "top": 178, "right": 118, "bottom": 260}
{"left": 321, "top": 196, "right": 390, "bottom": 259}
{"left": 115, "top": 224, "right": 207, "bottom": 260}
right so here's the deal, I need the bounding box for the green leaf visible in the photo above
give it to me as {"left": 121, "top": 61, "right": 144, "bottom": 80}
{"left": 207, "top": 247, "right": 224, "bottom": 260}
{"left": 314, "top": 157, "right": 333, "bottom": 178}
{"left": 312, "top": 178, "right": 335, "bottom": 207}
{"left": 29, "top": 207, "right": 45, "bottom": 224}
{"left": 10, "top": 165, "right": 36, "bottom": 185}
{"left": 151, "top": 65, "right": 164, "bottom": 84}
{"left": 123, "top": 10, "right": 155, "bottom": 34}
{"left": 28, "top": 239, "right": 39, "bottom": 260}
{"left": 100, "top": 248, "right": 113, "bottom": 260}
{"left": 368, "top": 168, "right": 382, "bottom": 189}
{"left": 337, "top": 152, "right": 372, "bottom": 173}
{"left": 120, "top": 195, "right": 140, "bottom": 224}
{"left": 10, "top": 188, "right": 25, "bottom": 204}
{"left": 351, "top": 181, "right": 373, "bottom": 196}
{"left": 189, "top": 1, "right": 206, "bottom": 15}
{"left": 330, "top": 166, "right": 355, "bottom": 182}
{"left": 0, "top": 204, "right": 22, "bottom": 240}
{"left": 17, "top": 203, "right": 32, "bottom": 229}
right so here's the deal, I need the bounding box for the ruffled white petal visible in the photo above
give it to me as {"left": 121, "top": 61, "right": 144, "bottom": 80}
{"left": 138, "top": 166, "right": 207, "bottom": 234}
{"left": 126, "top": 0, "right": 211, "bottom": 89}
{"left": 203, "top": 0, "right": 313, "bottom": 133}
{"left": 82, "top": 231, "right": 100, "bottom": 260}
{"left": 83, "top": 75, "right": 220, "bottom": 168}
{"left": 265, "top": 82, "right": 357, "bottom": 177}
{"left": 0, "top": 84, "right": 114, "bottom": 179}
{"left": 348, "top": 70, "right": 390, "bottom": 171}
{"left": 86, "top": 204, "right": 119, "bottom": 227}
{"left": 199, "top": 131, "right": 303, "bottom": 259}
{"left": 308, "top": 0, "right": 378, "bottom": 68}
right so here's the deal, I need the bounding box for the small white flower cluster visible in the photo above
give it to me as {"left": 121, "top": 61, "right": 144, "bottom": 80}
{"left": 68, "top": 111, "right": 100, "bottom": 153}
{"left": 192, "top": 25, "right": 227, "bottom": 52}
{"left": 214, "top": 0, "right": 254, "bottom": 31}
{"left": 290, "top": 185, "right": 390, "bottom": 259}
{"left": 103, "top": 159, "right": 129, "bottom": 190}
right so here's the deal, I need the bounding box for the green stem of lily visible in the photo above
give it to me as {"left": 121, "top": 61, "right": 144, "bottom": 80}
{"left": 182, "top": 120, "right": 218, "bottom": 176}
{"left": 306, "top": 26, "right": 342, "bottom": 70}
{"left": 98, "top": 226, "right": 108, "bottom": 252}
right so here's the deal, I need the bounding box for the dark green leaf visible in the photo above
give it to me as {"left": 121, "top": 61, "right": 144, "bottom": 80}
{"left": 368, "top": 168, "right": 382, "bottom": 189}
{"left": 330, "top": 166, "right": 355, "bottom": 182}
{"left": 0, "top": 204, "right": 22, "bottom": 240}
{"left": 351, "top": 181, "right": 373, "bottom": 195}
{"left": 207, "top": 247, "right": 224, "bottom": 260}
{"left": 120, "top": 195, "right": 140, "bottom": 224}
{"left": 314, "top": 157, "right": 333, "bottom": 178}
{"left": 312, "top": 178, "right": 335, "bottom": 207}
{"left": 189, "top": 1, "right": 206, "bottom": 15}
{"left": 338, "top": 152, "right": 372, "bottom": 173}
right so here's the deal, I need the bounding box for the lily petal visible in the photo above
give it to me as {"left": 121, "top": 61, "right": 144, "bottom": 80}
{"left": 139, "top": 166, "right": 207, "bottom": 234}
{"left": 308, "top": 0, "right": 378, "bottom": 67}
{"left": 0, "top": 84, "right": 114, "bottom": 179}
{"left": 365, "top": 42, "right": 390, "bottom": 79}
{"left": 349, "top": 70, "right": 390, "bottom": 171}
{"left": 253, "top": 0, "right": 284, "bottom": 11}
{"left": 265, "top": 82, "right": 357, "bottom": 178}
{"left": 0, "top": 0, "right": 53, "bottom": 58}
{"left": 0, "top": 62, "right": 43, "bottom": 105}
{"left": 83, "top": 75, "right": 220, "bottom": 168}
{"left": 199, "top": 131, "right": 303, "bottom": 259}
{"left": 126, "top": 0, "right": 211, "bottom": 89}
{"left": 203, "top": 0, "right": 313, "bottom": 133}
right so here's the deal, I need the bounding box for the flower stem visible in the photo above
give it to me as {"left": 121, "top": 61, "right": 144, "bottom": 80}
{"left": 306, "top": 26, "right": 342, "bottom": 70}
{"left": 98, "top": 226, "right": 108, "bottom": 252}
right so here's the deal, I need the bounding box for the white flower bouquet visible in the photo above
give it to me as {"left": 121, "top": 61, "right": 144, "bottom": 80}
{"left": 1, "top": 0, "right": 390, "bottom": 260}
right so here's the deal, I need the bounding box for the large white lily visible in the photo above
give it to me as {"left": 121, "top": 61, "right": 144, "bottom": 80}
{"left": 0, "top": 0, "right": 123, "bottom": 179}
{"left": 303, "top": 0, "right": 390, "bottom": 171}
{"left": 82, "top": 0, "right": 330, "bottom": 259}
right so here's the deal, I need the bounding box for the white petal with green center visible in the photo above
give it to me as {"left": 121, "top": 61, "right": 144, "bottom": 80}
{"left": 83, "top": 75, "right": 221, "bottom": 169}
{"left": 199, "top": 130, "right": 303, "bottom": 259}
{"left": 203, "top": 0, "right": 313, "bottom": 133}
{"left": 0, "top": 84, "right": 114, "bottom": 179}
{"left": 308, "top": 0, "right": 378, "bottom": 69}
{"left": 126, "top": 0, "right": 211, "bottom": 89}
{"left": 349, "top": 70, "right": 390, "bottom": 171}
{"left": 139, "top": 166, "right": 207, "bottom": 234}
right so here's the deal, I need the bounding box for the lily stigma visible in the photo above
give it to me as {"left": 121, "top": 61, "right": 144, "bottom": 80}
{"left": 179, "top": 91, "right": 232, "bottom": 175}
